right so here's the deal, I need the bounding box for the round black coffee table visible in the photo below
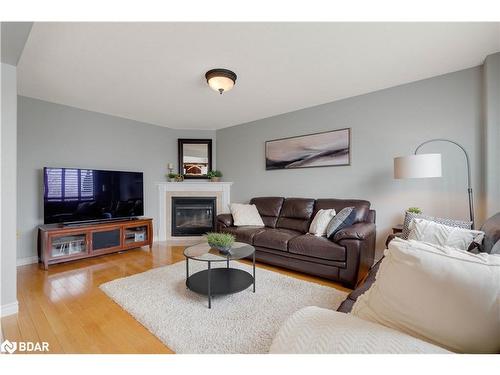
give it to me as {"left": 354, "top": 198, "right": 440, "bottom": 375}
{"left": 183, "top": 242, "right": 255, "bottom": 308}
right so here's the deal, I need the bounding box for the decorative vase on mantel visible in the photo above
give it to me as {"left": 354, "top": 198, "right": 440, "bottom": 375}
{"left": 167, "top": 173, "right": 183, "bottom": 182}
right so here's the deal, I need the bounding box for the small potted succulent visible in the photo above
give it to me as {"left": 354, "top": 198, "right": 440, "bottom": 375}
{"left": 407, "top": 207, "right": 422, "bottom": 214}
{"left": 207, "top": 170, "right": 223, "bottom": 182}
{"left": 167, "top": 173, "right": 177, "bottom": 182}
{"left": 206, "top": 232, "right": 235, "bottom": 255}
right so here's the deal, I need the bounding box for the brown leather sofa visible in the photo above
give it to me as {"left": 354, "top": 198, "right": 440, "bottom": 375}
{"left": 217, "top": 197, "right": 376, "bottom": 289}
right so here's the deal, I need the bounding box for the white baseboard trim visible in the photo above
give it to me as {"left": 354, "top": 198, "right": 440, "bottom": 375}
{"left": 17, "top": 256, "right": 39, "bottom": 266}
{"left": 1, "top": 301, "right": 19, "bottom": 317}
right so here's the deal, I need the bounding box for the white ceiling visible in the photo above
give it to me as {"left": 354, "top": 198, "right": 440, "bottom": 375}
{"left": 17, "top": 22, "right": 500, "bottom": 130}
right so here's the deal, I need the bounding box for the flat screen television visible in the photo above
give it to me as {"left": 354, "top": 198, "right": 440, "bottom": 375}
{"left": 43, "top": 167, "right": 144, "bottom": 224}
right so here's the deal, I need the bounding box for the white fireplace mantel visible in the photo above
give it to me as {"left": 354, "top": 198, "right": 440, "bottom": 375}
{"left": 157, "top": 181, "right": 233, "bottom": 243}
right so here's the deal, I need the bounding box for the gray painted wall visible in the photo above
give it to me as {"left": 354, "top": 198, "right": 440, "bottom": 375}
{"left": 17, "top": 97, "right": 215, "bottom": 260}
{"left": 217, "top": 67, "right": 485, "bottom": 252}
{"left": 1, "top": 63, "right": 18, "bottom": 314}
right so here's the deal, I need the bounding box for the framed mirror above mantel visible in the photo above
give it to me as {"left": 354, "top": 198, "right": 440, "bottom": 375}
{"left": 178, "top": 139, "right": 213, "bottom": 179}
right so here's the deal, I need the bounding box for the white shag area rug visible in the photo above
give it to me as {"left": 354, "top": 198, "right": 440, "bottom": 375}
{"left": 100, "top": 260, "right": 348, "bottom": 354}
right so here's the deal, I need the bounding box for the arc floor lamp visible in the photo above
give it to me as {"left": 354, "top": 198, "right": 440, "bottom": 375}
{"left": 394, "top": 138, "right": 475, "bottom": 229}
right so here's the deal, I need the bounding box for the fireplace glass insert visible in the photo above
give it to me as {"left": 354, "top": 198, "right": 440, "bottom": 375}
{"left": 171, "top": 197, "right": 216, "bottom": 236}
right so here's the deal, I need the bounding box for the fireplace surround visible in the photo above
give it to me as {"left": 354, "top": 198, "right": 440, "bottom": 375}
{"left": 157, "top": 181, "right": 232, "bottom": 244}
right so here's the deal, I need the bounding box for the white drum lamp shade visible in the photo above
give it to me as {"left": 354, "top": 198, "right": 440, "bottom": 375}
{"left": 394, "top": 153, "right": 442, "bottom": 179}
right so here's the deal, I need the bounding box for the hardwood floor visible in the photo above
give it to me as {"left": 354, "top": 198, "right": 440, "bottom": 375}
{"left": 1, "top": 243, "right": 350, "bottom": 354}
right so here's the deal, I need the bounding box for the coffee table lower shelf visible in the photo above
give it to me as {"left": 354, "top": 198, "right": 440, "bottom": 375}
{"left": 186, "top": 268, "right": 254, "bottom": 308}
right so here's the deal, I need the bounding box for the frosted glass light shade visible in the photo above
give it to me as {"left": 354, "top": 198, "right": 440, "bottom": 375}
{"left": 207, "top": 76, "right": 234, "bottom": 93}
{"left": 205, "top": 69, "right": 237, "bottom": 94}
{"left": 394, "top": 153, "right": 442, "bottom": 179}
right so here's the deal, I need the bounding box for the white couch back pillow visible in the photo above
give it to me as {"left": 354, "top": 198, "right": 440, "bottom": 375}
{"left": 408, "top": 218, "right": 484, "bottom": 250}
{"left": 309, "top": 209, "right": 336, "bottom": 236}
{"left": 352, "top": 238, "right": 500, "bottom": 353}
{"left": 230, "top": 203, "right": 265, "bottom": 227}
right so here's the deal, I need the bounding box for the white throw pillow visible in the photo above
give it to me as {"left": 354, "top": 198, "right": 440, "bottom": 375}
{"left": 408, "top": 218, "right": 484, "bottom": 251}
{"left": 230, "top": 203, "right": 265, "bottom": 227}
{"left": 352, "top": 238, "right": 500, "bottom": 353}
{"left": 270, "top": 306, "right": 449, "bottom": 354}
{"left": 308, "top": 209, "right": 336, "bottom": 236}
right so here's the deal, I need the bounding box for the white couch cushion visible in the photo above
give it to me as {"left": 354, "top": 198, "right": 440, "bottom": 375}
{"left": 270, "top": 306, "right": 449, "bottom": 354}
{"left": 308, "top": 209, "right": 336, "bottom": 236}
{"left": 230, "top": 203, "right": 265, "bottom": 227}
{"left": 352, "top": 238, "right": 500, "bottom": 353}
{"left": 408, "top": 218, "right": 484, "bottom": 250}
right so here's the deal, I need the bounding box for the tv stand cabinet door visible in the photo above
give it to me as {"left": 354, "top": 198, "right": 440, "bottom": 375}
{"left": 46, "top": 230, "right": 90, "bottom": 265}
{"left": 122, "top": 220, "right": 151, "bottom": 249}
{"left": 90, "top": 227, "right": 123, "bottom": 255}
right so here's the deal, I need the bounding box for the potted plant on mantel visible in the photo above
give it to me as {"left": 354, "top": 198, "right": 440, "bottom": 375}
{"left": 207, "top": 170, "right": 223, "bottom": 182}
{"left": 167, "top": 173, "right": 184, "bottom": 182}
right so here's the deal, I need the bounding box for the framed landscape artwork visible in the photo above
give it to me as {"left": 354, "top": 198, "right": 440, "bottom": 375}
{"left": 265, "top": 128, "right": 351, "bottom": 170}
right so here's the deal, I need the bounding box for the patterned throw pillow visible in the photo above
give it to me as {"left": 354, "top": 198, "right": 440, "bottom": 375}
{"left": 401, "top": 212, "right": 472, "bottom": 240}
{"left": 326, "top": 207, "right": 357, "bottom": 239}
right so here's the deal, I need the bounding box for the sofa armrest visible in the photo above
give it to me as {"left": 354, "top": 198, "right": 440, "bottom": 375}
{"left": 216, "top": 213, "right": 234, "bottom": 228}
{"left": 333, "top": 222, "right": 375, "bottom": 242}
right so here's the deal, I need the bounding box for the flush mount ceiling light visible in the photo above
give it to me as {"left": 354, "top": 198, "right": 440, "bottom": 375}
{"left": 205, "top": 68, "right": 237, "bottom": 95}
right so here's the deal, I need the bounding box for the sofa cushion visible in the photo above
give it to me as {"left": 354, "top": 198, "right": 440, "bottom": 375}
{"left": 276, "top": 198, "right": 315, "bottom": 233}
{"left": 314, "top": 199, "right": 370, "bottom": 224}
{"left": 255, "top": 245, "right": 347, "bottom": 268}
{"left": 221, "top": 226, "right": 266, "bottom": 245}
{"left": 250, "top": 197, "right": 284, "bottom": 228}
{"left": 288, "top": 234, "right": 346, "bottom": 262}
{"left": 253, "top": 228, "right": 302, "bottom": 251}
{"left": 270, "top": 307, "right": 450, "bottom": 354}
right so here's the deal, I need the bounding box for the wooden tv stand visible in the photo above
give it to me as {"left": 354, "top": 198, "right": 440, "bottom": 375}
{"left": 38, "top": 218, "right": 153, "bottom": 270}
